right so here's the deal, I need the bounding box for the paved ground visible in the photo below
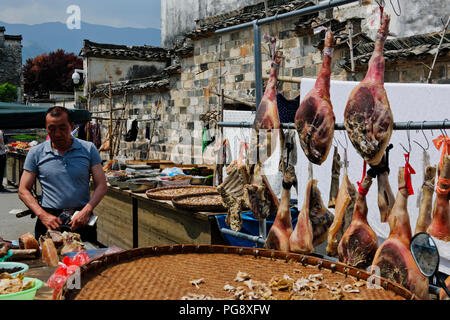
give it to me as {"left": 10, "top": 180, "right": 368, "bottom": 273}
{"left": 0, "top": 178, "right": 36, "bottom": 240}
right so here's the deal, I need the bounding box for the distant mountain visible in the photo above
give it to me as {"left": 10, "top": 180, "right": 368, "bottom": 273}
{"left": 0, "top": 21, "right": 161, "bottom": 64}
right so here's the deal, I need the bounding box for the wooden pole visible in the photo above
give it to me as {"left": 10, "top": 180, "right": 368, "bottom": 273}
{"left": 108, "top": 82, "right": 113, "bottom": 160}
{"left": 262, "top": 74, "right": 302, "bottom": 84}
{"left": 427, "top": 16, "right": 450, "bottom": 83}
{"left": 347, "top": 20, "right": 356, "bottom": 81}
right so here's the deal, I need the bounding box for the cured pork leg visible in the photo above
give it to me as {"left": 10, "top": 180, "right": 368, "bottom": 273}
{"left": 427, "top": 155, "right": 450, "bottom": 241}
{"left": 327, "top": 173, "right": 356, "bottom": 257}
{"left": 295, "top": 30, "right": 335, "bottom": 165}
{"left": 372, "top": 167, "right": 429, "bottom": 299}
{"left": 309, "top": 180, "right": 334, "bottom": 247}
{"left": 368, "top": 148, "right": 395, "bottom": 223}
{"left": 415, "top": 165, "right": 437, "bottom": 234}
{"left": 328, "top": 146, "right": 341, "bottom": 208}
{"left": 289, "top": 180, "right": 314, "bottom": 254}
{"left": 251, "top": 51, "right": 282, "bottom": 164}
{"left": 338, "top": 175, "right": 378, "bottom": 269}
{"left": 264, "top": 166, "right": 296, "bottom": 252}
{"left": 344, "top": 14, "right": 394, "bottom": 166}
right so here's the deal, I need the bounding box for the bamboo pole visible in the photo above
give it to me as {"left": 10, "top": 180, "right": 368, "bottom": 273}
{"left": 108, "top": 82, "right": 113, "bottom": 160}
{"left": 262, "top": 74, "right": 302, "bottom": 83}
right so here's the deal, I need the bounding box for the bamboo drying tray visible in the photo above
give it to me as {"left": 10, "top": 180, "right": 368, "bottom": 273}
{"left": 145, "top": 186, "right": 217, "bottom": 200}
{"left": 172, "top": 192, "right": 226, "bottom": 212}
{"left": 58, "top": 245, "right": 418, "bottom": 300}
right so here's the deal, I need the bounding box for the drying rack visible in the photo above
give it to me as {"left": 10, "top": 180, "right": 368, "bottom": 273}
{"left": 217, "top": 119, "right": 450, "bottom": 250}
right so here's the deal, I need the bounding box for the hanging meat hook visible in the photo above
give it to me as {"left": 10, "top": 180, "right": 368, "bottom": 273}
{"left": 413, "top": 120, "right": 430, "bottom": 151}
{"left": 400, "top": 120, "right": 412, "bottom": 154}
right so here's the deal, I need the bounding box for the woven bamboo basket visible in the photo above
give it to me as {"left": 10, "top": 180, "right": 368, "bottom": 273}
{"left": 145, "top": 186, "right": 217, "bottom": 200}
{"left": 172, "top": 192, "right": 226, "bottom": 212}
{"left": 58, "top": 245, "right": 418, "bottom": 300}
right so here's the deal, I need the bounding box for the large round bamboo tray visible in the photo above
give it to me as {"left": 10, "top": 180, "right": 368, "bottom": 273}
{"left": 172, "top": 192, "right": 226, "bottom": 212}
{"left": 58, "top": 245, "right": 418, "bottom": 300}
{"left": 145, "top": 186, "right": 217, "bottom": 200}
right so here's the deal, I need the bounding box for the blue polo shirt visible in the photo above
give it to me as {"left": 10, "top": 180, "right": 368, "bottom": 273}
{"left": 23, "top": 138, "right": 102, "bottom": 210}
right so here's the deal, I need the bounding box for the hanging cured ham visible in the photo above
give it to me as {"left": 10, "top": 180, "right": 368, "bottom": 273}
{"left": 344, "top": 14, "right": 394, "bottom": 166}
{"left": 327, "top": 173, "right": 356, "bottom": 257}
{"left": 264, "top": 166, "right": 296, "bottom": 252}
{"left": 309, "top": 180, "right": 334, "bottom": 246}
{"left": 289, "top": 180, "right": 314, "bottom": 254}
{"left": 289, "top": 179, "right": 333, "bottom": 254}
{"left": 338, "top": 174, "right": 378, "bottom": 269}
{"left": 427, "top": 155, "right": 450, "bottom": 241}
{"left": 415, "top": 165, "right": 437, "bottom": 234}
{"left": 295, "top": 30, "right": 336, "bottom": 165}
{"left": 372, "top": 167, "right": 429, "bottom": 299}
{"left": 251, "top": 50, "right": 282, "bottom": 164}
{"left": 368, "top": 147, "right": 395, "bottom": 223}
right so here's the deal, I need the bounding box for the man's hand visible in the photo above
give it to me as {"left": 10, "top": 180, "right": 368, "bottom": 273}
{"left": 69, "top": 209, "right": 92, "bottom": 231}
{"left": 39, "top": 211, "right": 62, "bottom": 231}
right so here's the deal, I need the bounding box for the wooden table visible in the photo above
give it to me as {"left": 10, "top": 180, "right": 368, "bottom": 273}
{"left": 93, "top": 185, "right": 227, "bottom": 249}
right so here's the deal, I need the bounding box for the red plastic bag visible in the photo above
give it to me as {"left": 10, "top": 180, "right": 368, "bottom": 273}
{"left": 47, "top": 250, "right": 91, "bottom": 299}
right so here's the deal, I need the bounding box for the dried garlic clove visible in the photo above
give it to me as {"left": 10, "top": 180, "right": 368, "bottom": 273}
{"left": 234, "top": 271, "right": 250, "bottom": 282}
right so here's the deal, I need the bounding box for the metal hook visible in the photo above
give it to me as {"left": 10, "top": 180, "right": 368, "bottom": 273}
{"left": 400, "top": 121, "right": 412, "bottom": 154}
{"left": 413, "top": 120, "right": 430, "bottom": 151}
{"left": 389, "top": 0, "right": 401, "bottom": 16}
{"left": 442, "top": 119, "right": 449, "bottom": 137}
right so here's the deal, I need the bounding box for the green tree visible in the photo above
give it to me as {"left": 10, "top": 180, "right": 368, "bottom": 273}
{"left": 0, "top": 82, "right": 18, "bottom": 102}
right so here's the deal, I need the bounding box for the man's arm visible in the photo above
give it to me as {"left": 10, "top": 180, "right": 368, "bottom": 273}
{"left": 70, "top": 163, "right": 107, "bottom": 230}
{"left": 18, "top": 170, "right": 62, "bottom": 230}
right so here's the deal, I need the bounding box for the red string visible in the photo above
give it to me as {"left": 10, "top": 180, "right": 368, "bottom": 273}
{"left": 399, "top": 153, "right": 416, "bottom": 195}
{"left": 357, "top": 161, "right": 369, "bottom": 195}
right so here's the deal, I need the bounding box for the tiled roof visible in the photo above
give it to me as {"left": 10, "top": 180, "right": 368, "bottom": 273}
{"left": 80, "top": 40, "right": 170, "bottom": 62}
{"left": 91, "top": 64, "right": 180, "bottom": 96}
{"left": 340, "top": 30, "right": 450, "bottom": 67}
{"left": 185, "top": 0, "right": 316, "bottom": 39}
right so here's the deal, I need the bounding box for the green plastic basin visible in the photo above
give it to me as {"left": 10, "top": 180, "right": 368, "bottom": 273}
{"left": 0, "top": 277, "right": 43, "bottom": 300}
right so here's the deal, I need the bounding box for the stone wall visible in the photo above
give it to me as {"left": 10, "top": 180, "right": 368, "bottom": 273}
{"left": 0, "top": 28, "right": 22, "bottom": 102}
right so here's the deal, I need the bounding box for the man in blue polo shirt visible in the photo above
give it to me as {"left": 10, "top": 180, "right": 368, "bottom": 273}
{"left": 19, "top": 106, "right": 107, "bottom": 242}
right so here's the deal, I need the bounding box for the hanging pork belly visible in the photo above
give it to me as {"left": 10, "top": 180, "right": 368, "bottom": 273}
{"left": 427, "top": 154, "right": 450, "bottom": 241}
{"left": 372, "top": 167, "right": 429, "bottom": 299}
{"left": 338, "top": 174, "right": 378, "bottom": 270}
{"left": 344, "top": 14, "right": 394, "bottom": 166}
{"left": 328, "top": 146, "right": 341, "bottom": 208}
{"left": 295, "top": 30, "right": 336, "bottom": 165}
{"left": 264, "top": 165, "right": 296, "bottom": 252}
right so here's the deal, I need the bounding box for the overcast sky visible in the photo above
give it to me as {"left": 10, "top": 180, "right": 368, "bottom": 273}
{"left": 0, "top": 0, "right": 161, "bottom": 29}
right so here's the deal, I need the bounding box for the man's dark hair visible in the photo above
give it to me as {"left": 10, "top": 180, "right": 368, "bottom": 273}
{"left": 46, "top": 106, "right": 72, "bottom": 123}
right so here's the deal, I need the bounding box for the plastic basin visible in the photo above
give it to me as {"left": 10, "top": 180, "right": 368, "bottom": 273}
{"left": 0, "top": 262, "right": 29, "bottom": 277}
{"left": 0, "top": 277, "right": 43, "bottom": 300}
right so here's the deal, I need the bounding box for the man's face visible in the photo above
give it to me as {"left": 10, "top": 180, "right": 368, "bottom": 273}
{"left": 46, "top": 113, "right": 74, "bottom": 147}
